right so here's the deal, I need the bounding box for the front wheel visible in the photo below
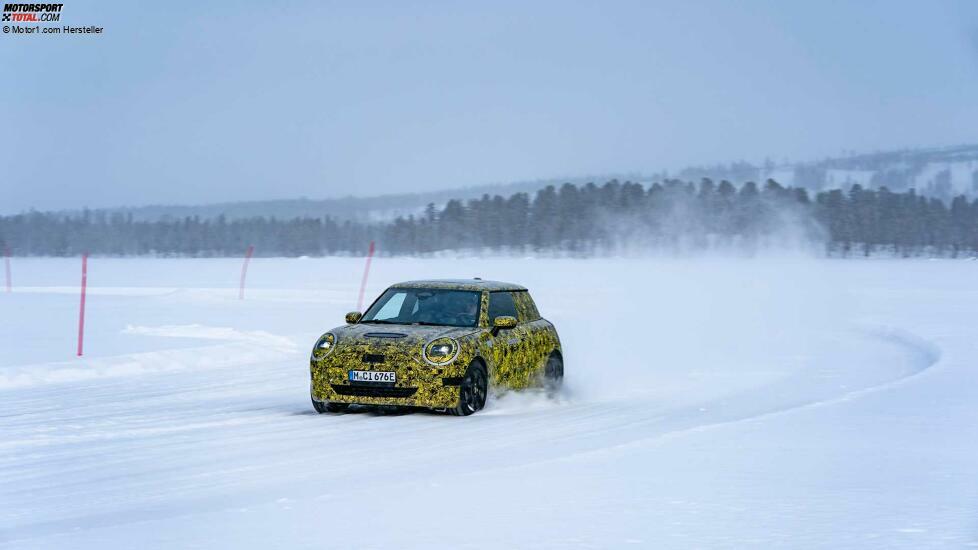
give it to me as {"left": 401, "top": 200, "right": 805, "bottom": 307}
{"left": 452, "top": 362, "right": 488, "bottom": 416}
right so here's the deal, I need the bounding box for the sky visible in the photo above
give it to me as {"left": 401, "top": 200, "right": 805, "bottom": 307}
{"left": 1, "top": 0, "right": 976, "bottom": 213}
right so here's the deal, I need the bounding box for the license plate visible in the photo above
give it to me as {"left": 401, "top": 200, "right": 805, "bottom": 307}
{"left": 349, "top": 370, "right": 396, "bottom": 383}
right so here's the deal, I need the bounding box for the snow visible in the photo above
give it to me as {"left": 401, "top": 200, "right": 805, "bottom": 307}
{"left": 1, "top": 257, "right": 976, "bottom": 548}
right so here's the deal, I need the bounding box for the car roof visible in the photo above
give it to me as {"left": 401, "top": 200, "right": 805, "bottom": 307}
{"left": 389, "top": 279, "right": 527, "bottom": 292}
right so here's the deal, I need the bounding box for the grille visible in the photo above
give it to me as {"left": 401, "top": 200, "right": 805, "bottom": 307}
{"left": 332, "top": 384, "right": 418, "bottom": 398}
{"left": 362, "top": 353, "right": 386, "bottom": 364}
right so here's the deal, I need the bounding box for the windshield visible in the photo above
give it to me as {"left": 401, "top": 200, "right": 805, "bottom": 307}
{"left": 361, "top": 288, "right": 482, "bottom": 327}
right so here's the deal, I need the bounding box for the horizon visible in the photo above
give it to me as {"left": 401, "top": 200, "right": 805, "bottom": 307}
{"left": 5, "top": 141, "right": 978, "bottom": 216}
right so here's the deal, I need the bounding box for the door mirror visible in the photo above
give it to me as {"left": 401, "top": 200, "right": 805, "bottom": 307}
{"left": 492, "top": 315, "right": 517, "bottom": 329}
{"left": 345, "top": 311, "right": 362, "bottom": 324}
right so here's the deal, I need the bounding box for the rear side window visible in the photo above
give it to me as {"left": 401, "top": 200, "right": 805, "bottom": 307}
{"left": 514, "top": 291, "right": 541, "bottom": 321}
{"left": 488, "top": 291, "right": 518, "bottom": 322}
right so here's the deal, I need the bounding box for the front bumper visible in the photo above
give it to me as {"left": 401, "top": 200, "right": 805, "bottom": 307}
{"left": 311, "top": 362, "right": 463, "bottom": 409}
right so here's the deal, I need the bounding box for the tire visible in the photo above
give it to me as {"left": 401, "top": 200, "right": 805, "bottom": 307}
{"left": 312, "top": 398, "right": 348, "bottom": 414}
{"left": 544, "top": 353, "right": 564, "bottom": 390}
{"left": 451, "top": 362, "right": 488, "bottom": 416}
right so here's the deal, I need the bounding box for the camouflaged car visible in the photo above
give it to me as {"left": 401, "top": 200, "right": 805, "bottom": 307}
{"left": 309, "top": 279, "right": 563, "bottom": 416}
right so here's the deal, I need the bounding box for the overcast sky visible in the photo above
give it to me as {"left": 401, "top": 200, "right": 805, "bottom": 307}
{"left": 1, "top": 0, "right": 976, "bottom": 213}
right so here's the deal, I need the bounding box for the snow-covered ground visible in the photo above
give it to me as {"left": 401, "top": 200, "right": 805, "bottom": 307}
{"left": 1, "top": 257, "right": 975, "bottom": 548}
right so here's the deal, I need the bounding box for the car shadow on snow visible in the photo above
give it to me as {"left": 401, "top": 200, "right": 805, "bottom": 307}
{"left": 286, "top": 404, "right": 445, "bottom": 417}
{"left": 284, "top": 388, "right": 568, "bottom": 418}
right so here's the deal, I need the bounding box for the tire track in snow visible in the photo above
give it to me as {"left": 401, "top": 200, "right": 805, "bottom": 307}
{"left": 470, "top": 325, "right": 944, "bottom": 473}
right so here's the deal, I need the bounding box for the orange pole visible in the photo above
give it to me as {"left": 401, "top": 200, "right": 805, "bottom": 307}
{"left": 77, "top": 252, "right": 88, "bottom": 357}
{"left": 239, "top": 245, "right": 254, "bottom": 300}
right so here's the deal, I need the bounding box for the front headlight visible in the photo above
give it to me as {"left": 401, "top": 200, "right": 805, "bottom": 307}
{"left": 311, "top": 333, "right": 336, "bottom": 360}
{"left": 423, "top": 337, "right": 459, "bottom": 365}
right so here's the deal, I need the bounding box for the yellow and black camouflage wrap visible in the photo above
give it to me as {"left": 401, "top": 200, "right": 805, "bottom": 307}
{"left": 310, "top": 279, "right": 562, "bottom": 410}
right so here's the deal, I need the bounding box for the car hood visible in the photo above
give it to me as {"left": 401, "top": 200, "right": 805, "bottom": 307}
{"left": 330, "top": 322, "right": 480, "bottom": 347}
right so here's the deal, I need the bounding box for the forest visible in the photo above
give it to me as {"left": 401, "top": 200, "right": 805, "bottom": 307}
{"left": 2, "top": 179, "right": 977, "bottom": 257}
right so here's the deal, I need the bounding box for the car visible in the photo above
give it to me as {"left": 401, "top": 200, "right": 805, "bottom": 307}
{"left": 309, "top": 279, "right": 563, "bottom": 416}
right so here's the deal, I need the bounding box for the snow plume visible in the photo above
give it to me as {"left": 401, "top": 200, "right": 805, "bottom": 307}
{"left": 592, "top": 179, "right": 828, "bottom": 257}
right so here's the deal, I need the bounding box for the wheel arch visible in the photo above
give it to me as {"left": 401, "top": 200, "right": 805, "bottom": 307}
{"left": 469, "top": 355, "right": 489, "bottom": 372}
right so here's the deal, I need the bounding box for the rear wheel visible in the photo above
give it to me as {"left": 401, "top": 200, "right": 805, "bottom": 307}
{"left": 544, "top": 353, "right": 564, "bottom": 391}
{"left": 452, "top": 362, "right": 488, "bottom": 416}
{"left": 312, "top": 398, "right": 348, "bottom": 414}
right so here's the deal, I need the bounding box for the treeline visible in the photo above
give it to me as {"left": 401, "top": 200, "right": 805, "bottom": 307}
{"left": 2, "top": 180, "right": 977, "bottom": 257}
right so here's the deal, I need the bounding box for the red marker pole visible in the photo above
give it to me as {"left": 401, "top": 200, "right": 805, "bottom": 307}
{"left": 239, "top": 245, "right": 254, "bottom": 300}
{"left": 3, "top": 247, "right": 10, "bottom": 293}
{"left": 356, "top": 240, "right": 376, "bottom": 311}
{"left": 77, "top": 252, "right": 88, "bottom": 357}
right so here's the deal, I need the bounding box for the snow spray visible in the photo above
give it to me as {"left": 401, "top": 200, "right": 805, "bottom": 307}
{"left": 77, "top": 252, "right": 88, "bottom": 357}
{"left": 356, "top": 240, "right": 376, "bottom": 311}
{"left": 239, "top": 245, "right": 254, "bottom": 300}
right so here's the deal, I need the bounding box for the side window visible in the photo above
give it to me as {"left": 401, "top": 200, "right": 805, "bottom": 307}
{"left": 373, "top": 291, "right": 407, "bottom": 320}
{"left": 514, "top": 291, "right": 541, "bottom": 321}
{"left": 488, "top": 291, "right": 518, "bottom": 323}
